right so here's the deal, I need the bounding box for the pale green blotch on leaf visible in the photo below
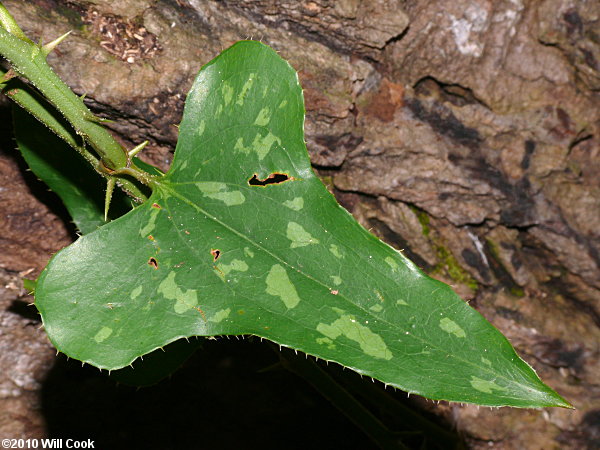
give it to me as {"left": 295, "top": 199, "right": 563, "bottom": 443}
{"left": 236, "top": 73, "right": 256, "bottom": 105}
{"left": 329, "top": 244, "right": 342, "bottom": 259}
{"left": 385, "top": 256, "right": 398, "bottom": 271}
{"left": 331, "top": 275, "right": 342, "bottom": 286}
{"left": 279, "top": 99, "right": 288, "bottom": 109}
{"left": 130, "top": 285, "right": 143, "bottom": 300}
{"left": 316, "top": 337, "right": 336, "bottom": 350}
{"left": 197, "top": 120, "right": 205, "bottom": 136}
{"left": 220, "top": 259, "right": 249, "bottom": 275}
{"left": 234, "top": 132, "right": 280, "bottom": 161}
{"left": 158, "top": 272, "right": 199, "bottom": 314}
{"left": 396, "top": 299, "right": 409, "bottom": 306}
{"left": 196, "top": 182, "right": 245, "bottom": 206}
{"left": 265, "top": 264, "right": 300, "bottom": 309}
{"left": 252, "top": 132, "right": 280, "bottom": 160}
{"left": 254, "top": 107, "right": 271, "bottom": 126}
{"left": 439, "top": 317, "right": 466, "bottom": 338}
{"left": 317, "top": 315, "right": 392, "bottom": 360}
{"left": 174, "top": 290, "right": 198, "bottom": 314}
{"left": 370, "top": 304, "right": 383, "bottom": 313}
{"left": 481, "top": 357, "right": 492, "bottom": 366}
{"left": 209, "top": 308, "right": 231, "bottom": 323}
{"left": 287, "top": 222, "right": 319, "bottom": 248}
{"left": 221, "top": 82, "right": 234, "bottom": 105}
{"left": 234, "top": 137, "right": 246, "bottom": 153}
{"left": 215, "top": 259, "right": 249, "bottom": 281}
{"left": 244, "top": 247, "right": 255, "bottom": 258}
{"left": 470, "top": 376, "right": 506, "bottom": 394}
{"left": 140, "top": 207, "right": 160, "bottom": 237}
{"left": 283, "top": 197, "right": 304, "bottom": 211}
{"left": 94, "top": 326, "right": 112, "bottom": 343}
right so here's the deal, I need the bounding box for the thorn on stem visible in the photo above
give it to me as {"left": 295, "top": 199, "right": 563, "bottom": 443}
{"left": 128, "top": 140, "right": 149, "bottom": 158}
{"left": 104, "top": 177, "right": 116, "bottom": 221}
{"left": 42, "top": 30, "right": 72, "bottom": 57}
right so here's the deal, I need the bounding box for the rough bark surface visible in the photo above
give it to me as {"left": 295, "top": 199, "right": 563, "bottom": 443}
{"left": 1, "top": 0, "right": 599, "bottom": 448}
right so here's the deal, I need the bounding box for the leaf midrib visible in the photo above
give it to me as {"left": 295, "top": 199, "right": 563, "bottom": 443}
{"left": 152, "top": 179, "right": 547, "bottom": 401}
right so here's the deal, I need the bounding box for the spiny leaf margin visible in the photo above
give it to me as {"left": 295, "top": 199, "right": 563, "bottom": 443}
{"left": 35, "top": 41, "right": 570, "bottom": 408}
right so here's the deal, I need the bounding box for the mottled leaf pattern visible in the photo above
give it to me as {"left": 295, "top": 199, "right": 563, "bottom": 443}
{"left": 35, "top": 41, "right": 569, "bottom": 407}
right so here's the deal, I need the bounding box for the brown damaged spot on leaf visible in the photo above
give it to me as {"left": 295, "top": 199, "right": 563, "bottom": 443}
{"left": 248, "top": 173, "right": 292, "bottom": 186}
{"left": 152, "top": 203, "right": 161, "bottom": 209}
{"left": 361, "top": 78, "right": 404, "bottom": 122}
{"left": 195, "top": 306, "right": 207, "bottom": 322}
{"left": 210, "top": 249, "right": 221, "bottom": 261}
{"left": 148, "top": 257, "right": 158, "bottom": 269}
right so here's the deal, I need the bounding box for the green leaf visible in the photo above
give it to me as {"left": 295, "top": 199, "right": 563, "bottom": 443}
{"left": 13, "top": 104, "right": 194, "bottom": 385}
{"left": 35, "top": 41, "right": 570, "bottom": 408}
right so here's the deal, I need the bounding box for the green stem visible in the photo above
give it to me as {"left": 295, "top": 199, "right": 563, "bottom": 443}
{"left": 0, "top": 66, "right": 150, "bottom": 201}
{"left": 0, "top": 3, "right": 32, "bottom": 44}
{"left": 0, "top": 3, "right": 157, "bottom": 201}
{"left": 0, "top": 27, "right": 128, "bottom": 170}
{"left": 1, "top": 67, "right": 98, "bottom": 166}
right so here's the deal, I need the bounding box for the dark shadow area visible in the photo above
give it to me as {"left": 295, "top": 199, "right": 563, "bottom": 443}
{"left": 41, "top": 337, "right": 464, "bottom": 450}
{"left": 41, "top": 338, "right": 380, "bottom": 450}
{"left": 7, "top": 299, "right": 41, "bottom": 323}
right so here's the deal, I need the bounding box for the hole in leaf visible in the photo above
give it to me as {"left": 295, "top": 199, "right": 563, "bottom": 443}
{"left": 248, "top": 173, "right": 290, "bottom": 186}
{"left": 148, "top": 257, "right": 158, "bottom": 269}
{"left": 211, "top": 249, "right": 221, "bottom": 261}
